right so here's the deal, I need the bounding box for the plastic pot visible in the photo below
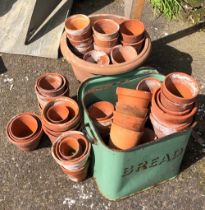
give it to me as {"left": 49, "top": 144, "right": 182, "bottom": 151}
{"left": 136, "top": 77, "right": 161, "bottom": 94}
{"left": 92, "top": 19, "right": 119, "bottom": 41}
{"left": 111, "top": 46, "right": 138, "bottom": 64}
{"left": 83, "top": 50, "right": 110, "bottom": 65}
{"left": 162, "top": 72, "right": 199, "bottom": 104}
{"left": 109, "top": 123, "right": 143, "bottom": 150}
{"left": 65, "top": 14, "right": 91, "bottom": 36}
{"left": 120, "top": 19, "right": 145, "bottom": 43}
{"left": 60, "top": 14, "right": 152, "bottom": 82}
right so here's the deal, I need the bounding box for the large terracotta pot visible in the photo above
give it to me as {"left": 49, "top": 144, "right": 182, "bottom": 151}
{"left": 60, "top": 14, "right": 152, "bottom": 82}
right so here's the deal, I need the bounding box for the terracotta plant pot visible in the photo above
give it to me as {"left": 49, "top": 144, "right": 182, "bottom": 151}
{"left": 109, "top": 123, "right": 143, "bottom": 150}
{"left": 66, "top": 29, "right": 92, "bottom": 42}
{"left": 111, "top": 46, "right": 138, "bottom": 64}
{"left": 150, "top": 113, "right": 191, "bottom": 138}
{"left": 121, "top": 38, "right": 145, "bottom": 53}
{"left": 88, "top": 101, "right": 114, "bottom": 137}
{"left": 120, "top": 19, "right": 145, "bottom": 43}
{"left": 93, "top": 35, "right": 119, "bottom": 48}
{"left": 115, "top": 102, "right": 148, "bottom": 118}
{"left": 156, "top": 89, "right": 192, "bottom": 116}
{"left": 69, "top": 37, "right": 93, "bottom": 48}
{"left": 162, "top": 72, "right": 200, "bottom": 104}
{"left": 65, "top": 14, "right": 91, "bottom": 36}
{"left": 93, "top": 44, "right": 113, "bottom": 55}
{"left": 6, "top": 113, "right": 43, "bottom": 151}
{"left": 83, "top": 50, "right": 110, "bottom": 65}
{"left": 151, "top": 88, "right": 197, "bottom": 126}
{"left": 60, "top": 161, "right": 89, "bottom": 182}
{"left": 46, "top": 103, "right": 70, "bottom": 124}
{"left": 160, "top": 90, "right": 194, "bottom": 112}
{"left": 74, "top": 44, "right": 94, "bottom": 56}
{"left": 61, "top": 14, "right": 152, "bottom": 82}
{"left": 92, "top": 19, "right": 119, "bottom": 41}
{"left": 51, "top": 131, "right": 91, "bottom": 182}
{"left": 116, "top": 87, "right": 151, "bottom": 108}
{"left": 58, "top": 137, "right": 82, "bottom": 160}
{"left": 42, "top": 97, "right": 81, "bottom": 133}
{"left": 136, "top": 77, "right": 162, "bottom": 94}
{"left": 113, "top": 111, "right": 146, "bottom": 131}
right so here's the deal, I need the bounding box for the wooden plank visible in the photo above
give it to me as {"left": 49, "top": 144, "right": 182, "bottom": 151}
{"left": 124, "top": 0, "right": 145, "bottom": 19}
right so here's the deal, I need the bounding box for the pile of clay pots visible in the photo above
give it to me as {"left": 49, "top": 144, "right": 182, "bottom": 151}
{"left": 6, "top": 112, "right": 43, "bottom": 151}
{"left": 65, "top": 14, "right": 146, "bottom": 64}
{"left": 51, "top": 131, "right": 91, "bottom": 182}
{"left": 35, "top": 73, "right": 69, "bottom": 111}
{"left": 150, "top": 72, "right": 199, "bottom": 138}
{"left": 42, "top": 96, "right": 81, "bottom": 144}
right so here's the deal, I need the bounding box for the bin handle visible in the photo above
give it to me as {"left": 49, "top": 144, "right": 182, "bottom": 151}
{"left": 82, "top": 123, "right": 98, "bottom": 144}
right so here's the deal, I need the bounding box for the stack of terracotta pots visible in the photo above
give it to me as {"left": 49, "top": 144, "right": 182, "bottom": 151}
{"left": 120, "top": 19, "right": 145, "bottom": 53}
{"left": 42, "top": 97, "right": 81, "bottom": 144}
{"left": 6, "top": 112, "right": 43, "bottom": 151}
{"left": 150, "top": 72, "right": 199, "bottom": 138}
{"left": 87, "top": 101, "right": 114, "bottom": 138}
{"left": 83, "top": 50, "right": 110, "bottom": 65}
{"left": 65, "top": 14, "right": 93, "bottom": 56}
{"left": 92, "top": 18, "right": 120, "bottom": 55}
{"left": 35, "top": 73, "right": 69, "bottom": 111}
{"left": 51, "top": 131, "right": 91, "bottom": 182}
{"left": 109, "top": 87, "right": 152, "bottom": 150}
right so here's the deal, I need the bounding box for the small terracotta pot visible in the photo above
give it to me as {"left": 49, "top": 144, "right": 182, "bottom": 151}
{"left": 42, "top": 97, "right": 81, "bottom": 132}
{"left": 113, "top": 111, "right": 146, "bottom": 131}
{"left": 116, "top": 87, "right": 151, "bottom": 108}
{"left": 93, "top": 44, "right": 113, "bottom": 55}
{"left": 92, "top": 19, "right": 119, "bottom": 41}
{"left": 140, "top": 128, "right": 157, "bottom": 144}
{"left": 74, "top": 44, "right": 94, "bottom": 56}
{"left": 160, "top": 90, "right": 194, "bottom": 112}
{"left": 137, "top": 77, "right": 161, "bottom": 94}
{"left": 46, "top": 103, "right": 70, "bottom": 124}
{"left": 93, "top": 35, "right": 119, "bottom": 48}
{"left": 69, "top": 37, "right": 93, "bottom": 48}
{"left": 120, "top": 19, "right": 145, "bottom": 43}
{"left": 65, "top": 14, "right": 91, "bottom": 36}
{"left": 83, "top": 50, "right": 110, "bottom": 65}
{"left": 162, "top": 72, "right": 200, "bottom": 104}
{"left": 60, "top": 161, "right": 89, "bottom": 182}
{"left": 9, "top": 113, "right": 39, "bottom": 140}
{"left": 157, "top": 90, "right": 192, "bottom": 116}
{"left": 150, "top": 113, "right": 191, "bottom": 138}
{"left": 88, "top": 101, "right": 114, "bottom": 121}
{"left": 66, "top": 29, "right": 92, "bottom": 42}
{"left": 6, "top": 113, "right": 43, "bottom": 151}
{"left": 151, "top": 88, "right": 197, "bottom": 125}
{"left": 51, "top": 131, "right": 91, "bottom": 180}
{"left": 110, "top": 123, "right": 143, "bottom": 150}
{"left": 58, "top": 137, "right": 82, "bottom": 160}
{"left": 121, "top": 38, "right": 145, "bottom": 53}
{"left": 115, "top": 102, "right": 148, "bottom": 118}
{"left": 111, "top": 46, "right": 138, "bottom": 64}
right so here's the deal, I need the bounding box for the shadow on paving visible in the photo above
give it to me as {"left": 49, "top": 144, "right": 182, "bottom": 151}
{"left": 0, "top": 0, "right": 17, "bottom": 17}
{"left": 0, "top": 56, "right": 7, "bottom": 74}
{"left": 147, "top": 21, "right": 205, "bottom": 75}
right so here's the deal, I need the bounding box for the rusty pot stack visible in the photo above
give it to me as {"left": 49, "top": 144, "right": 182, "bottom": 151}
{"left": 120, "top": 19, "right": 145, "bottom": 53}
{"left": 35, "top": 73, "right": 69, "bottom": 111}
{"left": 51, "top": 131, "right": 91, "bottom": 182}
{"left": 6, "top": 112, "right": 43, "bottom": 151}
{"left": 109, "top": 87, "right": 152, "bottom": 150}
{"left": 65, "top": 14, "right": 93, "bottom": 56}
{"left": 93, "top": 19, "right": 120, "bottom": 55}
{"left": 150, "top": 72, "right": 199, "bottom": 138}
{"left": 87, "top": 101, "right": 114, "bottom": 138}
{"left": 42, "top": 97, "right": 81, "bottom": 144}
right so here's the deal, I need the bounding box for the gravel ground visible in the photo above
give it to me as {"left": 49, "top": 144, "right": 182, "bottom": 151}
{"left": 0, "top": 0, "right": 205, "bottom": 209}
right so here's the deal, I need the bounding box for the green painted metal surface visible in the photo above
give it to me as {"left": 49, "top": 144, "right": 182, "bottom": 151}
{"left": 78, "top": 67, "right": 192, "bottom": 200}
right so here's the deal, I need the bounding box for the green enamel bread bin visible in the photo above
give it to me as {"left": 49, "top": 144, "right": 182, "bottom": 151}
{"left": 77, "top": 67, "right": 192, "bottom": 200}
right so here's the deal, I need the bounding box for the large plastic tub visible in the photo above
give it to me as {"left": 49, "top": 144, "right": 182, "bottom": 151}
{"left": 78, "top": 67, "right": 192, "bottom": 200}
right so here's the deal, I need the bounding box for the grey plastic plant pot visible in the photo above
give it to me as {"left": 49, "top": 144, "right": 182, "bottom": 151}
{"left": 77, "top": 67, "right": 193, "bottom": 200}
